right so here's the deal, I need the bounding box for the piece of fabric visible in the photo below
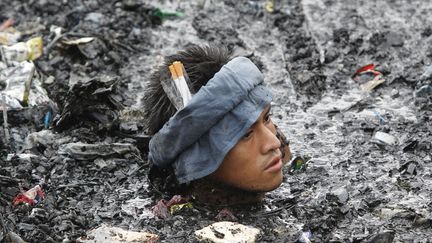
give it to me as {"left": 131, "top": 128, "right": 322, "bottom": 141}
{"left": 148, "top": 56, "right": 272, "bottom": 183}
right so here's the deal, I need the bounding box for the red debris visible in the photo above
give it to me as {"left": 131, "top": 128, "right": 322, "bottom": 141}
{"left": 12, "top": 185, "right": 44, "bottom": 207}
{"left": 152, "top": 195, "right": 189, "bottom": 219}
{"left": 152, "top": 199, "right": 170, "bottom": 219}
{"left": 0, "top": 18, "right": 14, "bottom": 31}
{"left": 165, "top": 195, "right": 188, "bottom": 207}
{"left": 352, "top": 63, "right": 382, "bottom": 79}
{"left": 215, "top": 208, "right": 238, "bottom": 221}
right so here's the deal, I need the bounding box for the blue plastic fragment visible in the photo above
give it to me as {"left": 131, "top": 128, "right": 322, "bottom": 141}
{"left": 44, "top": 110, "right": 52, "bottom": 128}
{"left": 370, "top": 109, "right": 386, "bottom": 124}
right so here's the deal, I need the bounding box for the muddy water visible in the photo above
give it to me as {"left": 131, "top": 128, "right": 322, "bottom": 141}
{"left": 121, "top": 0, "right": 432, "bottom": 241}
{"left": 1, "top": 0, "right": 431, "bottom": 242}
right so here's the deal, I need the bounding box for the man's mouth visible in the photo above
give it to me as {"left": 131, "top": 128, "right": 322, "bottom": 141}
{"left": 264, "top": 156, "right": 282, "bottom": 173}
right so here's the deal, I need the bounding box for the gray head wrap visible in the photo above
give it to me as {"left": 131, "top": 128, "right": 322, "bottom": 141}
{"left": 148, "top": 57, "right": 272, "bottom": 183}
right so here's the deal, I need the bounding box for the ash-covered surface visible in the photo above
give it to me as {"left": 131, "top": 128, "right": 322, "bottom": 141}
{"left": 1, "top": 0, "right": 432, "bottom": 242}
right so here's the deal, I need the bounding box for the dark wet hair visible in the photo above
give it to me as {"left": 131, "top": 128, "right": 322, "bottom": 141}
{"left": 144, "top": 44, "right": 232, "bottom": 196}
{"left": 143, "top": 44, "right": 233, "bottom": 135}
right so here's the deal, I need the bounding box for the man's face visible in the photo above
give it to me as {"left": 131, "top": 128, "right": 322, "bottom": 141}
{"left": 210, "top": 105, "right": 286, "bottom": 192}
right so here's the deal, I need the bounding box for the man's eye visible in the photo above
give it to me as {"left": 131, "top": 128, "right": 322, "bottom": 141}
{"left": 264, "top": 114, "right": 271, "bottom": 123}
{"left": 243, "top": 130, "right": 253, "bottom": 139}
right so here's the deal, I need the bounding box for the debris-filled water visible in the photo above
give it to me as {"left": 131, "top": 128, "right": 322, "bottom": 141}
{"left": 1, "top": 0, "right": 431, "bottom": 242}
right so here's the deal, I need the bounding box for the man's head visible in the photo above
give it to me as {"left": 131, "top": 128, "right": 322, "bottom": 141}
{"left": 143, "top": 45, "right": 232, "bottom": 135}
{"left": 145, "top": 45, "right": 284, "bottom": 194}
{"left": 211, "top": 105, "right": 283, "bottom": 192}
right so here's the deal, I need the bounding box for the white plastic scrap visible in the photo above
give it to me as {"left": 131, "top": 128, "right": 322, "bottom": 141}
{"left": 62, "top": 37, "right": 95, "bottom": 45}
{"left": 77, "top": 224, "right": 158, "bottom": 243}
{"left": 0, "top": 61, "right": 51, "bottom": 109}
{"left": 299, "top": 230, "right": 312, "bottom": 243}
{"left": 371, "top": 131, "right": 398, "bottom": 146}
{"left": 195, "top": 221, "right": 260, "bottom": 243}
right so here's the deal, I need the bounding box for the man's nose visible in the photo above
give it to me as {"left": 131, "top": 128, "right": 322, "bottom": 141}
{"left": 259, "top": 124, "right": 281, "bottom": 154}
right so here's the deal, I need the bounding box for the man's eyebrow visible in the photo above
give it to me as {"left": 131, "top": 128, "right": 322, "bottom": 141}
{"left": 250, "top": 106, "right": 272, "bottom": 127}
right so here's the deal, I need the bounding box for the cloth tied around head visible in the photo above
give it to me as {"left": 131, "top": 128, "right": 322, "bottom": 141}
{"left": 148, "top": 57, "right": 273, "bottom": 183}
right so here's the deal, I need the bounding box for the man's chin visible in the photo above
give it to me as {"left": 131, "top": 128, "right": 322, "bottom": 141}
{"left": 247, "top": 176, "right": 283, "bottom": 193}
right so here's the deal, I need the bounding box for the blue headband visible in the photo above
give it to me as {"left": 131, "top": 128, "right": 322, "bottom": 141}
{"left": 148, "top": 57, "right": 272, "bottom": 183}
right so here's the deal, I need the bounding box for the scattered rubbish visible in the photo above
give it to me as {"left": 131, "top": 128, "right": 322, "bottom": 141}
{"left": 215, "top": 208, "right": 238, "bottom": 221}
{"left": 0, "top": 61, "right": 51, "bottom": 108}
{"left": 402, "top": 140, "right": 418, "bottom": 152}
{"left": 43, "top": 75, "right": 55, "bottom": 85}
{"left": 352, "top": 64, "right": 381, "bottom": 78}
{"left": 0, "top": 21, "right": 21, "bottom": 46}
{"left": 25, "top": 129, "right": 64, "bottom": 149}
{"left": 29, "top": 208, "right": 48, "bottom": 220}
{"left": 361, "top": 75, "right": 385, "bottom": 92}
{"left": 153, "top": 8, "right": 185, "bottom": 21}
{"left": 169, "top": 202, "right": 193, "bottom": 215}
{"left": 265, "top": 0, "right": 275, "bottom": 13}
{"left": 61, "top": 37, "right": 95, "bottom": 45}
{"left": 0, "top": 37, "right": 43, "bottom": 63}
{"left": 152, "top": 199, "right": 170, "bottom": 219}
{"left": 58, "top": 142, "right": 140, "bottom": 160}
{"left": 415, "top": 84, "right": 432, "bottom": 97}
{"left": 299, "top": 230, "right": 313, "bottom": 243}
{"left": 54, "top": 75, "right": 121, "bottom": 130}
{"left": 327, "top": 187, "right": 349, "bottom": 205}
{"left": 413, "top": 215, "right": 432, "bottom": 227}
{"left": 74, "top": 37, "right": 105, "bottom": 59}
{"left": 43, "top": 109, "right": 52, "bottom": 128}
{"left": 369, "top": 109, "right": 386, "bottom": 124}
{"left": 2, "top": 231, "right": 26, "bottom": 243}
{"left": 77, "top": 224, "right": 159, "bottom": 243}
{"left": 0, "top": 18, "right": 14, "bottom": 31}
{"left": 21, "top": 61, "right": 36, "bottom": 106}
{"left": 44, "top": 25, "right": 63, "bottom": 55}
{"left": 12, "top": 185, "right": 44, "bottom": 207}
{"left": 371, "top": 131, "right": 398, "bottom": 146}
{"left": 399, "top": 161, "right": 418, "bottom": 175}
{"left": 365, "top": 231, "right": 395, "bottom": 243}
{"left": 352, "top": 64, "right": 385, "bottom": 91}
{"left": 1, "top": 94, "right": 10, "bottom": 143}
{"left": 418, "top": 64, "right": 432, "bottom": 81}
{"left": 152, "top": 195, "right": 190, "bottom": 219}
{"left": 195, "top": 221, "right": 260, "bottom": 243}
{"left": 390, "top": 88, "right": 399, "bottom": 98}
{"left": 121, "top": 198, "right": 154, "bottom": 219}
{"left": 288, "top": 156, "right": 308, "bottom": 173}
{"left": 244, "top": 0, "right": 275, "bottom": 14}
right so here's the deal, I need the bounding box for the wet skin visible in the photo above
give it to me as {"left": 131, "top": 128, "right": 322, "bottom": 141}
{"left": 211, "top": 105, "right": 292, "bottom": 192}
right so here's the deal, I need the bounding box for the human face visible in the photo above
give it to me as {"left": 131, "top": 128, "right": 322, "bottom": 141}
{"left": 210, "top": 105, "right": 284, "bottom": 192}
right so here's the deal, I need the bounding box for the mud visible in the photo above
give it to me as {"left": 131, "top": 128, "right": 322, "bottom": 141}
{"left": 1, "top": 0, "right": 431, "bottom": 242}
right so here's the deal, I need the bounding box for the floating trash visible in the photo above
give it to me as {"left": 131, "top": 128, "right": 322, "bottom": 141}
{"left": 299, "top": 230, "right": 313, "bottom": 243}
{"left": 288, "top": 156, "right": 308, "bottom": 173}
{"left": 371, "top": 131, "right": 398, "bottom": 146}
{"left": 12, "top": 185, "right": 44, "bottom": 207}
{"left": 351, "top": 63, "right": 385, "bottom": 92}
{"left": 1, "top": 37, "right": 43, "bottom": 63}
{"left": 195, "top": 221, "right": 260, "bottom": 243}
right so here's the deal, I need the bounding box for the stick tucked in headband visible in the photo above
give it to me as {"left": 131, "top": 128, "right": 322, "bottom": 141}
{"left": 149, "top": 57, "right": 272, "bottom": 183}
